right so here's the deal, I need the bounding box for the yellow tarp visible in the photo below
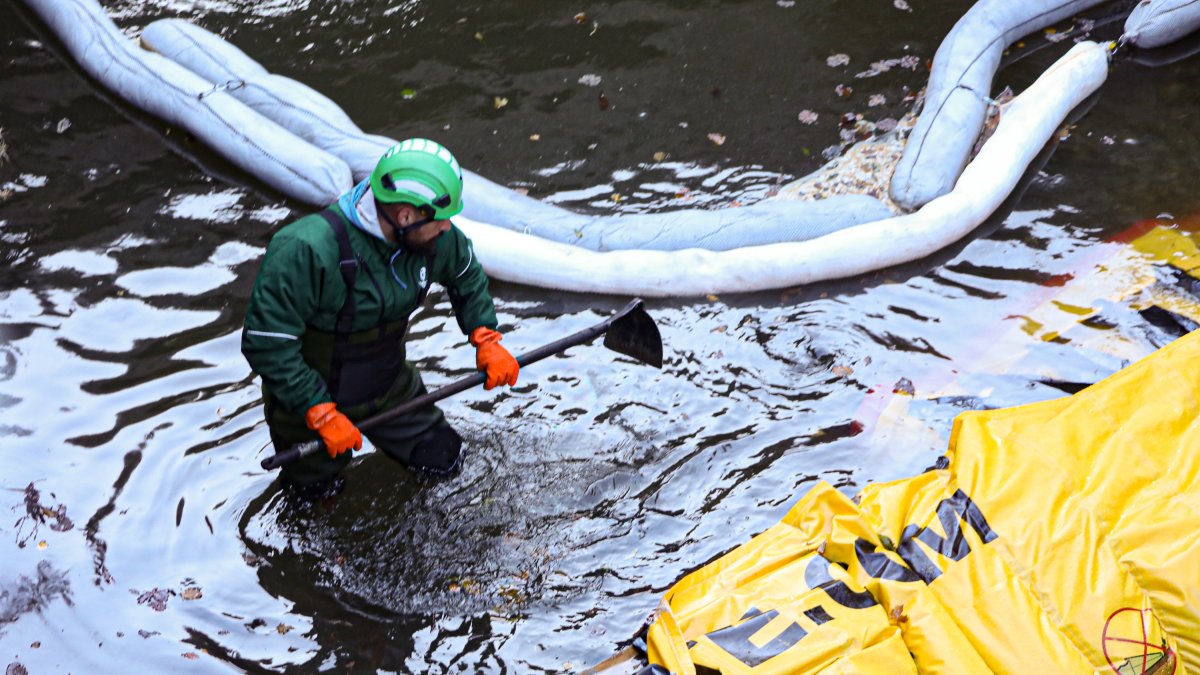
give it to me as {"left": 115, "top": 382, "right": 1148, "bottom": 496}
{"left": 647, "top": 324, "right": 1200, "bottom": 674}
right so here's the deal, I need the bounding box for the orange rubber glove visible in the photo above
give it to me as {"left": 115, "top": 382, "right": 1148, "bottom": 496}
{"left": 470, "top": 327, "right": 519, "bottom": 390}
{"left": 304, "top": 402, "right": 363, "bottom": 459}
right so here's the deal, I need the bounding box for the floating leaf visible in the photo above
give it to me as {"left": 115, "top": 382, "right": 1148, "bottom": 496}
{"left": 276, "top": 623, "right": 293, "bottom": 635}
{"left": 832, "top": 365, "right": 853, "bottom": 377}
{"left": 493, "top": 96, "right": 508, "bottom": 110}
{"left": 578, "top": 73, "right": 602, "bottom": 87}
{"left": 706, "top": 132, "right": 726, "bottom": 146}
{"left": 400, "top": 88, "right": 416, "bottom": 100}
{"left": 610, "top": 193, "right": 623, "bottom": 202}
{"left": 893, "top": 377, "right": 915, "bottom": 396}
{"left": 652, "top": 151, "right": 667, "bottom": 161}
{"left": 826, "top": 53, "right": 850, "bottom": 67}
{"left": 182, "top": 653, "right": 199, "bottom": 660}
{"left": 835, "top": 83, "right": 853, "bottom": 98}
{"left": 598, "top": 93, "right": 610, "bottom": 110}
{"left": 474, "top": 32, "right": 484, "bottom": 42}
{"left": 136, "top": 588, "right": 173, "bottom": 612}
{"left": 797, "top": 110, "right": 819, "bottom": 125}
{"left": 36, "top": 541, "right": 46, "bottom": 550}
{"left": 529, "top": 133, "right": 541, "bottom": 141}
{"left": 574, "top": 12, "right": 587, "bottom": 24}
{"left": 181, "top": 587, "right": 202, "bottom": 601}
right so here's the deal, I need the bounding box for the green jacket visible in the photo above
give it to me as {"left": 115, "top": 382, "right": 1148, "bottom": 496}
{"left": 241, "top": 204, "right": 497, "bottom": 414}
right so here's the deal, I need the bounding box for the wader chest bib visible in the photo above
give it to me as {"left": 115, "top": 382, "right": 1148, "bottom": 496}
{"left": 298, "top": 207, "right": 432, "bottom": 413}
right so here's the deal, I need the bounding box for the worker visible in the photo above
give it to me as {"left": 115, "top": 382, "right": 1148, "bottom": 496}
{"left": 242, "top": 139, "right": 518, "bottom": 497}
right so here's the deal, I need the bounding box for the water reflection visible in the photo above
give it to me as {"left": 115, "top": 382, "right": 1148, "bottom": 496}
{"left": 5, "top": 0, "right": 1200, "bottom": 671}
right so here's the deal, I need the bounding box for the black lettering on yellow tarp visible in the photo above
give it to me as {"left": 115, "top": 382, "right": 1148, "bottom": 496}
{"left": 705, "top": 609, "right": 810, "bottom": 668}
{"left": 854, "top": 538, "right": 923, "bottom": 583}
{"left": 852, "top": 488, "right": 1000, "bottom": 584}
{"left": 700, "top": 488, "right": 1000, "bottom": 669}
{"left": 895, "top": 488, "right": 999, "bottom": 583}
{"left": 805, "top": 555, "right": 881, "bottom": 608}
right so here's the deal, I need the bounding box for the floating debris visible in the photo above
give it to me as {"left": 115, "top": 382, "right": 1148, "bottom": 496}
{"left": 826, "top": 53, "right": 850, "bottom": 67}
{"left": 855, "top": 55, "right": 922, "bottom": 79}
{"left": 775, "top": 109, "right": 917, "bottom": 212}
{"left": 134, "top": 587, "right": 173, "bottom": 612}
{"left": 578, "top": 73, "right": 602, "bottom": 87}
{"left": 12, "top": 482, "right": 74, "bottom": 549}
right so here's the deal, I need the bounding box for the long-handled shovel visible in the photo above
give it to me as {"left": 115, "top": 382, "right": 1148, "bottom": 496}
{"left": 261, "top": 298, "right": 663, "bottom": 470}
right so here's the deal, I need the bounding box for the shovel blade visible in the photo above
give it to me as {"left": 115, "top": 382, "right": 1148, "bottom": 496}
{"left": 603, "top": 300, "right": 663, "bottom": 368}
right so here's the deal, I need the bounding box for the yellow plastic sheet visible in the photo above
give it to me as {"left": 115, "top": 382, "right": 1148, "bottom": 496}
{"left": 647, "top": 314, "right": 1200, "bottom": 674}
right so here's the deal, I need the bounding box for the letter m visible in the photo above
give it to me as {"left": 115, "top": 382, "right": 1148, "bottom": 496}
{"left": 896, "top": 488, "right": 1000, "bottom": 584}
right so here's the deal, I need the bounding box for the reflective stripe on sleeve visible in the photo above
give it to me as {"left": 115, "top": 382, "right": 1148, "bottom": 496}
{"left": 246, "top": 329, "right": 300, "bottom": 341}
{"left": 457, "top": 245, "right": 474, "bottom": 279}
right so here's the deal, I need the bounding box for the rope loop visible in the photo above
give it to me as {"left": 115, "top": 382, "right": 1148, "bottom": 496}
{"left": 196, "top": 79, "right": 246, "bottom": 100}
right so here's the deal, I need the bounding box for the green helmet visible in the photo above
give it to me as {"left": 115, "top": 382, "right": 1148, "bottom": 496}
{"left": 370, "top": 139, "right": 464, "bottom": 219}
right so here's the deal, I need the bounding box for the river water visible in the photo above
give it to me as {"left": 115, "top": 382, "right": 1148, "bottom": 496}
{"left": 3, "top": 0, "right": 1200, "bottom": 672}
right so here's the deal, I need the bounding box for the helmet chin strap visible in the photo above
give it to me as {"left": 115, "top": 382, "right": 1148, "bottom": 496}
{"left": 375, "top": 199, "right": 433, "bottom": 250}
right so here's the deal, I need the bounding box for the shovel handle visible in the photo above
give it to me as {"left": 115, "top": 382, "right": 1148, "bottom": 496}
{"left": 260, "top": 299, "right": 650, "bottom": 471}
{"left": 260, "top": 439, "right": 323, "bottom": 470}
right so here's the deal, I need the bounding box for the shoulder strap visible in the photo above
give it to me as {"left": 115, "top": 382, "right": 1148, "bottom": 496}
{"left": 317, "top": 208, "right": 358, "bottom": 335}
{"left": 318, "top": 207, "right": 358, "bottom": 401}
